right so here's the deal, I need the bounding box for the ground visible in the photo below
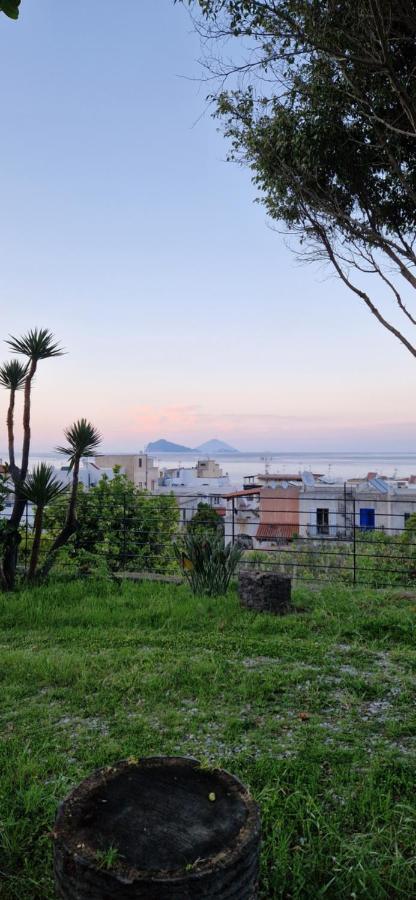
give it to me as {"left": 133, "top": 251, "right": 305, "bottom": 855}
{"left": 0, "top": 580, "right": 415, "bottom": 898}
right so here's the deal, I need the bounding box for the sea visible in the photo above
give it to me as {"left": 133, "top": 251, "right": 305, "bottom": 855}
{"left": 7, "top": 450, "right": 416, "bottom": 484}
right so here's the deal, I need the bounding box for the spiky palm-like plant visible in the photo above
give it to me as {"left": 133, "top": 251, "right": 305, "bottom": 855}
{"left": 0, "top": 360, "right": 28, "bottom": 482}
{"left": 7, "top": 328, "right": 63, "bottom": 484}
{"left": 1, "top": 328, "right": 63, "bottom": 589}
{"left": 44, "top": 420, "right": 102, "bottom": 567}
{"left": 20, "top": 464, "right": 67, "bottom": 580}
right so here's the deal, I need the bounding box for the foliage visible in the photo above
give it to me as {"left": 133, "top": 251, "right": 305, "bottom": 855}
{"left": 56, "top": 419, "right": 102, "bottom": 469}
{"left": 246, "top": 529, "right": 416, "bottom": 588}
{"left": 0, "top": 360, "right": 28, "bottom": 391}
{"left": 43, "top": 473, "right": 179, "bottom": 576}
{"left": 20, "top": 464, "right": 67, "bottom": 509}
{"left": 6, "top": 327, "right": 63, "bottom": 361}
{"left": 0, "top": 328, "right": 63, "bottom": 589}
{"left": 181, "top": 0, "right": 416, "bottom": 357}
{"left": 175, "top": 529, "right": 242, "bottom": 595}
{"left": 187, "top": 501, "right": 224, "bottom": 536}
{"left": 0, "top": 0, "right": 20, "bottom": 18}
{"left": 20, "top": 465, "right": 68, "bottom": 581}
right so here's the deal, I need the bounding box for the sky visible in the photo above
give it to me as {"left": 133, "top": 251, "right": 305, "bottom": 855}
{"left": 0, "top": 0, "right": 415, "bottom": 454}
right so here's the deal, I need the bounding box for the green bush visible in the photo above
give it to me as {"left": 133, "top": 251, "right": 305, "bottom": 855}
{"left": 42, "top": 473, "right": 179, "bottom": 575}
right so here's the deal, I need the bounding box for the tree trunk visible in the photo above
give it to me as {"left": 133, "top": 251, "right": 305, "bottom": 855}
{"left": 7, "top": 387, "right": 20, "bottom": 484}
{"left": 40, "top": 457, "right": 80, "bottom": 577}
{"left": 28, "top": 506, "right": 43, "bottom": 581}
{"left": 1, "top": 361, "right": 37, "bottom": 590}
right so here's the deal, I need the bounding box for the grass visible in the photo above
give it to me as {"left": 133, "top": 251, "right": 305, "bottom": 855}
{"left": 0, "top": 579, "right": 416, "bottom": 898}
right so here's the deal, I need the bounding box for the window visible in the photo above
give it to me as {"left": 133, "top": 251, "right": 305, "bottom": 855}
{"left": 316, "top": 508, "right": 329, "bottom": 535}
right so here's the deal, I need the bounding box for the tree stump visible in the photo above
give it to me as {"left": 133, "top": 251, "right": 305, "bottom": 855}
{"left": 53, "top": 757, "right": 261, "bottom": 899}
{"left": 238, "top": 571, "right": 292, "bottom": 614}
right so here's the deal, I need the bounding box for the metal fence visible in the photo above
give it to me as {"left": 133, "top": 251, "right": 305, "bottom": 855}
{"left": 14, "top": 487, "right": 416, "bottom": 587}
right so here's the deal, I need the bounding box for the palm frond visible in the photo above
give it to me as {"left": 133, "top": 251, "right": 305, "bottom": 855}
{"left": 20, "top": 463, "right": 68, "bottom": 508}
{"left": 56, "top": 418, "right": 102, "bottom": 467}
{"left": 0, "top": 359, "right": 28, "bottom": 390}
{"left": 6, "top": 328, "right": 64, "bottom": 360}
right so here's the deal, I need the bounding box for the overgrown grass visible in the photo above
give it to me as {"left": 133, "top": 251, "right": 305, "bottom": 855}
{"left": 0, "top": 580, "right": 416, "bottom": 898}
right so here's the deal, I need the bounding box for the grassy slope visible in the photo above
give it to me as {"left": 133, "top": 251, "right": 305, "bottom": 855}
{"left": 0, "top": 581, "right": 415, "bottom": 898}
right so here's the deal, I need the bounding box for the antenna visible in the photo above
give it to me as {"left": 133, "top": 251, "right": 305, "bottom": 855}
{"left": 261, "top": 455, "right": 272, "bottom": 474}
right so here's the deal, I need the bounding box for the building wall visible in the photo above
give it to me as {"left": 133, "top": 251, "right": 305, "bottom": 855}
{"left": 260, "top": 487, "right": 300, "bottom": 526}
{"left": 196, "top": 459, "right": 223, "bottom": 478}
{"left": 94, "top": 454, "right": 159, "bottom": 491}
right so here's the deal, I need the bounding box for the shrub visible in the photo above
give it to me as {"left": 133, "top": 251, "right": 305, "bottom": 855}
{"left": 174, "top": 531, "right": 243, "bottom": 596}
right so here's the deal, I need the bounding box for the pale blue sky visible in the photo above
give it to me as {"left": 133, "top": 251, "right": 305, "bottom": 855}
{"left": 0, "top": 0, "right": 415, "bottom": 452}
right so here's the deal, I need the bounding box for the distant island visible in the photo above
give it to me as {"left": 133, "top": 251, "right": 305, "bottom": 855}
{"left": 195, "top": 439, "right": 239, "bottom": 454}
{"left": 146, "top": 438, "right": 239, "bottom": 454}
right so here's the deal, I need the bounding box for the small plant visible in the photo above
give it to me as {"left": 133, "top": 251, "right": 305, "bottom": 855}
{"left": 174, "top": 530, "right": 243, "bottom": 597}
{"left": 95, "top": 845, "right": 121, "bottom": 870}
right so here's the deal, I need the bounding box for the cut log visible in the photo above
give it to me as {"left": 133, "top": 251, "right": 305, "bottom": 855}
{"left": 53, "top": 756, "right": 261, "bottom": 899}
{"left": 238, "top": 571, "right": 292, "bottom": 614}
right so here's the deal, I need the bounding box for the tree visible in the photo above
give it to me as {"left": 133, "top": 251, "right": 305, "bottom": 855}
{"left": 187, "top": 501, "right": 224, "bottom": 536}
{"left": 180, "top": 1, "right": 416, "bottom": 356}
{"left": 0, "top": 1, "right": 20, "bottom": 18}
{"left": 0, "top": 360, "right": 28, "bottom": 483}
{"left": 0, "top": 328, "right": 63, "bottom": 589}
{"left": 43, "top": 471, "right": 179, "bottom": 576}
{"left": 20, "top": 464, "right": 67, "bottom": 581}
{"left": 43, "top": 419, "right": 102, "bottom": 568}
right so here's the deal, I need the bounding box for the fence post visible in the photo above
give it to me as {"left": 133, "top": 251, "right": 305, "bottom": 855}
{"left": 122, "top": 492, "right": 127, "bottom": 569}
{"left": 352, "top": 496, "right": 357, "bottom": 586}
{"left": 231, "top": 497, "right": 235, "bottom": 545}
{"left": 24, "top": 503, "right": 29, "bottom": 575}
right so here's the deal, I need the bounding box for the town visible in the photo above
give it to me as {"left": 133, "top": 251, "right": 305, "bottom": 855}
{"left": 3, "top": 451, "right": 416, "bottom": 549}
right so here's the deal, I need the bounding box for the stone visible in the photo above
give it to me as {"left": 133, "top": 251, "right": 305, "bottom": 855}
{"left": 238, "top": 571, "right": 292, "bottom": 614}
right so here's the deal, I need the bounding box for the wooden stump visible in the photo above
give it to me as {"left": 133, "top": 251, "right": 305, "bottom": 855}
{"left": 53, "top": 757, "right": 261, "bottom": 899}
{"left": 238, "top": 571, "right": 292, "bottom": 614}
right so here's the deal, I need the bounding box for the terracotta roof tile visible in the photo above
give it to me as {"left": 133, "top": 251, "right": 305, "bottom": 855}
{"left": 255, "top": 524, "right": 298, "bottom": 540}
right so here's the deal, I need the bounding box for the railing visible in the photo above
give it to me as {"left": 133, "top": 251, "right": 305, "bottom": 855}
{"left": 7, "top": 487, "right": 416, "bottom": 587}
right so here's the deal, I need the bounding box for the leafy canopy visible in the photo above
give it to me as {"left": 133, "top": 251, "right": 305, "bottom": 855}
{"left": 56, "top": 419, "right": 102, "bottom": 469}
{"left": 0, "top": 1, "right": 20, "bottom": 19}
{"left": 20, "top": 463, "right": 67, "bottom": 508}
{"left": 180, "top": 0, "right": 416, "bottom": 356}
{"left": 0, "top": 360, "right": 28, "bottom": 391}
{"left": 43, "top": 472, "right": 179, "bottom": 575}
{"left": 7, "top": 328, "right": 63, "bottom": 361}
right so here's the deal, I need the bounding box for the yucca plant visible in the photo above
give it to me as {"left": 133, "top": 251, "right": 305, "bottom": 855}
{"left": 42, "top": 420, "right": 102, "bottom": 572}
{"left": 1, "top": 328, "right": 63, "bottom": 589}
{"left": 0, "top": 360, "right": 28, "bottom": 482}
{"left": 174, "top": 530, "right": 243, "bottom": 597}
{"left": 20, "top": 464, "right": 67, "bottom": 580}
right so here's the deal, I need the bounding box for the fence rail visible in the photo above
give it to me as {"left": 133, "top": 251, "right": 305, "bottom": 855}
{"left": 8, "top": 487, "right": 416, "bottom": 587}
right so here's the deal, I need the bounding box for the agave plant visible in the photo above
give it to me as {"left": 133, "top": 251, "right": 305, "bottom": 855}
{"left": 0, "top": 360, "right": 28, "bottom": 481}
{"left": 174, "top": 530, "right": 243, "bottom": 597}
{"left": 1, "top": 328, "right": 63, "bottom": 590}
{"left": 20, "top": 464, "right": 67, "bottom": 580}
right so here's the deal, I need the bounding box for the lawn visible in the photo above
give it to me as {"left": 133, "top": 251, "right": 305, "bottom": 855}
{"left": 0, "top": 580, "right": 416, "bottom": 898}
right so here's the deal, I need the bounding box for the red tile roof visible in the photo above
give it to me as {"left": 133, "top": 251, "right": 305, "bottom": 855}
{"left": 256, "top": 524, "right": 298, "bottom": 541}
{"left": 221, "top": 488, "right": 261, "bottom": 499}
